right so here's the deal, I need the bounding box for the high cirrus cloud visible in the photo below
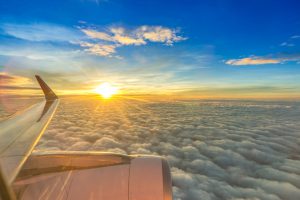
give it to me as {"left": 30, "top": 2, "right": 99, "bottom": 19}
{"left": 80, "top": 25, "right": 187, "bottom": 56}
{"left": 226, "top": 54, "right": 300, "bottom": 66}
{"left": 0, "top": 72, "right": 32, "bottom": 86}
{"left": 226, "top": 57, "right": 281, "bottom": 65}
{"left": 1, "top": 23, "right": 81, "bottom": 42}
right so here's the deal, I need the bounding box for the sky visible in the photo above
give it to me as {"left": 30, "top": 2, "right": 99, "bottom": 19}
{"left": 0, "top": 0, "right": 300, "bottom": 99}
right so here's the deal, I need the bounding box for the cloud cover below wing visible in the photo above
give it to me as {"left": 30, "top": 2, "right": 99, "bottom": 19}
{"left": 31, "top": 97, "right": 300, "bottom": 200}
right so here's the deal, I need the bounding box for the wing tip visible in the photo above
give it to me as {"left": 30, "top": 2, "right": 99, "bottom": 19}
{"left": 35, "top": 75, "right": 58, "bottom": 101}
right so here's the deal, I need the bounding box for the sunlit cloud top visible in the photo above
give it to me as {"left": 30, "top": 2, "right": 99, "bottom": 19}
{"left": 226, "top": 54, "right": 300, "bottom": 66}
{"left": 0, "top": 0, "right": 300, "bottom": 99}
{"left": 79, "top": 25, "right": 186, "bottom": 57}
{"left": 226, "top": 57, "right": 281, "bottom": 66}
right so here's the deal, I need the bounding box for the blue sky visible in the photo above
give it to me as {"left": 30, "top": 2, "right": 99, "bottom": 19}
{"left": 0, "top": 0, "right": 300, "bottom": 99}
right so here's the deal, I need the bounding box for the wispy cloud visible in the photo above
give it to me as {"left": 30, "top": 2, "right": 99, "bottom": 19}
{"left": 0, "top": 85, "right": 39, "bottom": 90}
{"left": 280, "top": 42, "right": 295, "bottom": 47}
{"left": 226, "top": 57, "right": 281, "bottom": 65}
{"left": 79, "top": 42, "right": 116, "bottom": 57}
{"left": 1, "top": 23, "right": 81, "bottom": 42}
{"left": 81, "top": 29, "right": 114, "bottom": 42}
{"left": 279, "top": 35, "right": 300, "bottom": 47}
{"left": 0, "top": 72, "right": 32, "bottom": 88}
{"left": 0, "top": 43, "right": 81, "bottom": 61}
{"left": 82, "top": 0, "right": 107, "bottom": 5}
{"left": 226, "top": 54, "right": 300, "bottom": 66}
{"left": 79, "top": 25, "right": 187, "bottom": 56}
{"left": 227, "top": 34, "right": 300, "bottom": 66}
{"left": 291, "top": 35, "right": 300, "bottom": 39}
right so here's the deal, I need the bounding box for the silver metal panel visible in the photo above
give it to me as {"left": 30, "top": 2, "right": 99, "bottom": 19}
{"left": 67, "top": 165, "right": 129, "bottom": 200}
{"left": 129, "top": 157, "right": 165, "bottom": 200}
{"left": 0, "top": 100, "right": 59, "bottom": 184}
{"left": 13, "top": 152, "right": 131, "bottom": 200}
{"left": 12, "top": 153, "right": 173, "bottom": 200}
{"left": 14, "top": 166, "right": 130, "bottom": 200}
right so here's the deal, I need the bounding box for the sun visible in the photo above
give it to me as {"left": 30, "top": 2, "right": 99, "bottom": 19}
{"left": 95, "top": 82, "right": 118, "bottom": 99}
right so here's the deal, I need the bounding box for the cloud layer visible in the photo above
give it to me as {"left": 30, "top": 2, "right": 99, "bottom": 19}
{"left": 27, "top": 96, "right": 300, "bottom": 200}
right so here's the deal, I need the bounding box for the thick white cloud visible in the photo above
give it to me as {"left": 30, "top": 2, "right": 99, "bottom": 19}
{"left": 29, "top": 97, "right": 300, "bottom": 200}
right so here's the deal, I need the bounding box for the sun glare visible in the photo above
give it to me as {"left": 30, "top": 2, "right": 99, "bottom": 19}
{"left": 95, "top": 82, "right": 118, "bottom": 99}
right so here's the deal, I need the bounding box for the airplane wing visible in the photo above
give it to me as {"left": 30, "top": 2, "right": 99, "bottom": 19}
{"left": 0, "top": 76, "right": 172, "bottom": 200}
{"left": 0, "top": 75, "right": 59, "bottom": 199}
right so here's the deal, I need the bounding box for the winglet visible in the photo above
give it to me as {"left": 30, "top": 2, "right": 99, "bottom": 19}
{"left": 35, "top": 75, "right": 58, "bottom": 101}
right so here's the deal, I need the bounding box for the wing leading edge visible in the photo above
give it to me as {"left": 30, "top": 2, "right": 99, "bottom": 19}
{"left": 0, "top": 76, "right": 59, "bottom": 200}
